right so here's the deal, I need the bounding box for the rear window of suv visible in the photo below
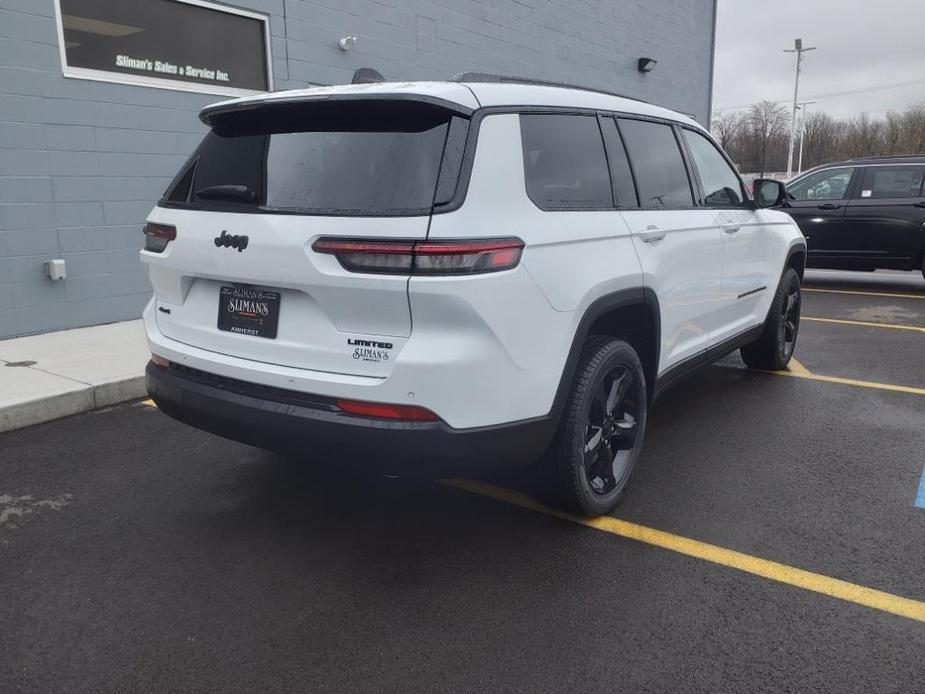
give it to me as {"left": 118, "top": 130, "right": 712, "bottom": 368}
{"left": 858, "top": 166, "right": 925, "bottom": 199}
{"left": 163, "top": 100, "right": 467, "bottom": 216}
{"left": 520, "top": 114, "right": 613, "bottom": 209}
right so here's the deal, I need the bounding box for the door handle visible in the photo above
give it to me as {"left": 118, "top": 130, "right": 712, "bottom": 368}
{"left": 638, "top": 226, "right": 666, "bottom": 243}
{"left": 722, "top": 223, "right": 741, "bottom": 234}
{"left": 817, "top": 203, "right": 841, "bottom": 210}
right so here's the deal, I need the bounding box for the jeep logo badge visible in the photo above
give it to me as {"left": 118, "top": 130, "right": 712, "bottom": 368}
{"left": 214, "top": 230, "right": 249, "bottom": 252}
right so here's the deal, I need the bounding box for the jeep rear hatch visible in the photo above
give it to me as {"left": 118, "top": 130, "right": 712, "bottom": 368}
{"left": 143, "top": 96, "right": 471, "bottom": 378}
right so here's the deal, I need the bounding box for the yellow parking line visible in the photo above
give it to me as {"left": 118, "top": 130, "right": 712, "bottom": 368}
{"left": 785, "top": 356, "right": 812, "bottom": 376}
{"left": 444, "top": 479, "right": 925, "bottom": 623}
{"left": 768, "top": 360, "right": 925, "bottom": 396}
{"left": 804, "top": 288, "right": 925, "bottom": 300}
{"left": 137, "top": 368, "right": 923, "bottom": 619}
{"left": 755, "top": 357, "right": 925, "bottom": 396}
{"left": 803, "top": 316, "right": 925, "bottom": 333}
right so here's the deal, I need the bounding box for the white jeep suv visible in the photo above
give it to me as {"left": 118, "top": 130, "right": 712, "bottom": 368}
{"left": 142, "top": 77, "right": 806, "bottom": 516}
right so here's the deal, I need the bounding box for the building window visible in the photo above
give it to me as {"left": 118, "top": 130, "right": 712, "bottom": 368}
{"left": 54, "top": 0, "right": 271, "bottom": 95}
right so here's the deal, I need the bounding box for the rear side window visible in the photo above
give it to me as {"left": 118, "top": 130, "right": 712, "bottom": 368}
{"left": 618, "top": 119, "right": 693, "bottom": 208}
{"left": 681, "top": 129, "right": 745, "bottom": 207}
{"left": 857, "top": 166, "right": 925, "bottom": 199}
{"left": 520, "top": 114, "right": 613, "bottom": 209}
{"left": 168, "top": 101, "right": 463, "bottom": 216}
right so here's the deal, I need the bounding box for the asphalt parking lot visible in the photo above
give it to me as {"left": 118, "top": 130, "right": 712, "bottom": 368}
{"left": 2, "top": 270, "right": 924, "bottom": 694}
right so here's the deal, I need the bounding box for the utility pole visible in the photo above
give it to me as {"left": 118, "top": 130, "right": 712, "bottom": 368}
{"left": 796, "top": 100, "right": 816, "bottom": 174}
{"left": 784, "top": 38, "right": 816, "bottom": 180}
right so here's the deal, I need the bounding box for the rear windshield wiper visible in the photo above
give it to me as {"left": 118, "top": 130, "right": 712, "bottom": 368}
{"left": 195, "top": 184, "right": 259, "bottom": 204}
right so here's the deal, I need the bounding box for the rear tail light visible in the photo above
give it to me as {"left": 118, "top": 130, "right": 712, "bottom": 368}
{"left": 143, "top": 222, "right": 177, "bottom": 253}
{"left": 312, "top": 239, "right": 415, "bottom": 274}
{"left": 312, "top": 237, "right": 524, "bottom": 275}
{"left": 336, "top": 399, "right": 439, "bottom": 421}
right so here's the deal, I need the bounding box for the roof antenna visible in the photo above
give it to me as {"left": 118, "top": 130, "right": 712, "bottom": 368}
{"left": 352, "top": 67, "right": 384, "bottom": 84}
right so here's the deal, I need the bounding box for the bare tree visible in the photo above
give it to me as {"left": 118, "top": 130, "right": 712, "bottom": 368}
{"left": 745, "top": 101, "right": 788, "bottom": 177}
{"left": 713, "top": 102, "right": 925, "bottom": 174}
{"left": 712, "top": 111, "right": 742, "bottom": 152}
{"left": 882, "top": 111, "right": 904, "bottom": 155}
{"left": 801, "top": 112, "right": 842, "bottom": 170}
{"left": 713, "top": 111, "right": 745, "bottom": 168}
{"left": 842, "top": 113, "right": 883, "bottom": 158}
{"left": 900, "top": 104, "right": 925, "bottom": 153}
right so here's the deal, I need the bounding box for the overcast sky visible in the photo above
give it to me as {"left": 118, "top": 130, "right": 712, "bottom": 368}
{"left": 713, "top": 0, "right": 925, "bottom": 119}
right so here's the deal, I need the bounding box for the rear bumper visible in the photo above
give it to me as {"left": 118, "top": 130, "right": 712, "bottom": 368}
{"left": 146, "top": 361, "right": 556, "bottom": 473}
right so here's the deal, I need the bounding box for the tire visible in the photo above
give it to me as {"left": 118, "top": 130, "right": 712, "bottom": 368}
{"left": 921, "top": 256, "right": 925, "bottom": 281}
{"left": 549, "top": 337, "right": 648, "bottom": 517}
{"left": 740, "top": 268, "right": 802, "bottom": 371}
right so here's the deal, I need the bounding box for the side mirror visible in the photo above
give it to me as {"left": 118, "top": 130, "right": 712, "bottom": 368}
{"left": 754, "top": 179, "right": 786, "bottom": 208}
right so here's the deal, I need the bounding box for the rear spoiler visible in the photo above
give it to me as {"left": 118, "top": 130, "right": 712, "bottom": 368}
{"left": 199, "top": 92, "right": 475, "bottom": 127}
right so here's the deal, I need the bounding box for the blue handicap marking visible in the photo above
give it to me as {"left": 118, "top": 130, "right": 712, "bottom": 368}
{"left": 916, "top": 466, "right": 925, "bottom": 509}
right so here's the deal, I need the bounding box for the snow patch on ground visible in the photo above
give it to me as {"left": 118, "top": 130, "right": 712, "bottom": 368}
{"left": 0, "top": 493, "right": 73, "bottom": 529}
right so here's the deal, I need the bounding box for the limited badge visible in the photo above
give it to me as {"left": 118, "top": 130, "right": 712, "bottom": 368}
{"left": 348, "top": 338, "right": 393, "bottom": 363}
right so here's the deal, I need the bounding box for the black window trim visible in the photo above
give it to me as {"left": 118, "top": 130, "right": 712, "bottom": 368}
{"left": 158, "top": 103, "right": 724, "bottom": 218}
{"left": 437, "top": 106, "right": 724, "bottom": 215}
{"left": 598, "top": 114, "right": 640, "bottom": 210}
{"left": 595, "top": 114, "right": 618, "bottom": 209}
{"left": 163, "top": 156, "right": 198, "bottom": 203}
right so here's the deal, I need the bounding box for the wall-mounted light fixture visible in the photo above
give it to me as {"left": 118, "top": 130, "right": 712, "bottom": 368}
{"left": 637, "top": 57, "right": 657, "bottom": 73}
{"left": 339, "top": 36, "right": 358, "bottom": 51}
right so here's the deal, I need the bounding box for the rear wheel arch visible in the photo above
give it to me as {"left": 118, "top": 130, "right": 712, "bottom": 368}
{"left": 552, "top": 288, "right": 660, "bottom": 416}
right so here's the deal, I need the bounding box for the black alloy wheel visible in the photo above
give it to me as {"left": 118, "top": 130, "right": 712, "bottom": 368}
{"left": 583, "top": 366, "right": 641, "bottom": 495}
{"left": 550, "top": 337, "right": 648, "bottom": 517}
{"left": 741, "top": 267, "right": 802, "bottom": 371}
{"left": 779, "top": 282, "right": 801, "bottom": 361}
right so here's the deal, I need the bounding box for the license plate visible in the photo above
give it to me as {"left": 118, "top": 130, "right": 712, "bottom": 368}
{"left": 217, "top": 286, "right": 280, "bottom": 339}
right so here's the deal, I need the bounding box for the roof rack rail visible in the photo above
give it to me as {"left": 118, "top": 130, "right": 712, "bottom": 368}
{"left": 848, "top": 154, "right": 922, "bottom": 161}
{"left": 452, "top": 72, "right": 651, "bottom": 105}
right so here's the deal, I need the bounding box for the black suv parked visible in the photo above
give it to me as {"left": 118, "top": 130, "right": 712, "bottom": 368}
{"left": 784, "top": 155, "right": 925, "bottom": 278}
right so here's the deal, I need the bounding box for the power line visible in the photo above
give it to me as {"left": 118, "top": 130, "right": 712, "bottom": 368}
{"left": 810, "top": 77, "right": 925, "bottom": 101}
{"left": 715, "top": 77, "right": 925, "bottom": 112}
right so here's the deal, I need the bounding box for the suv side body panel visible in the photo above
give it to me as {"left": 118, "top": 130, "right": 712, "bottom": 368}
{"left": 842, "top": 164, "right": 925, "bottom": 267}
{"left": 421, "top": 113, "right": 643, "bottom": 425}
{"left": 617, "top": 117, "right": 722, "bottom": 373}
{"left": 786, "top": 160, "right": 925, "bottom": 271}
{"left": 785, "top": 166, "right": 856, "bottom": 260}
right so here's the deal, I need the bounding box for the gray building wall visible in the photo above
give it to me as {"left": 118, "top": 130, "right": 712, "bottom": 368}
{"left": 0, "top": 0, "right": 716, "bottom": 338}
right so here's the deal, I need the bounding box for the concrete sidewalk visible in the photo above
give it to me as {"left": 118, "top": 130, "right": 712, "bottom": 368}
{"left": 0, "top": 320, "right": 149, "bottom": 433}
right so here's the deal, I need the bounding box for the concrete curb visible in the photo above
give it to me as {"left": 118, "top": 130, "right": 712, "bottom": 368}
{"left": 0, "top": 375, "right": 147, "bottom": 434}
{"left": 0, "top": 319, "right": 150, "bottom": 434}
